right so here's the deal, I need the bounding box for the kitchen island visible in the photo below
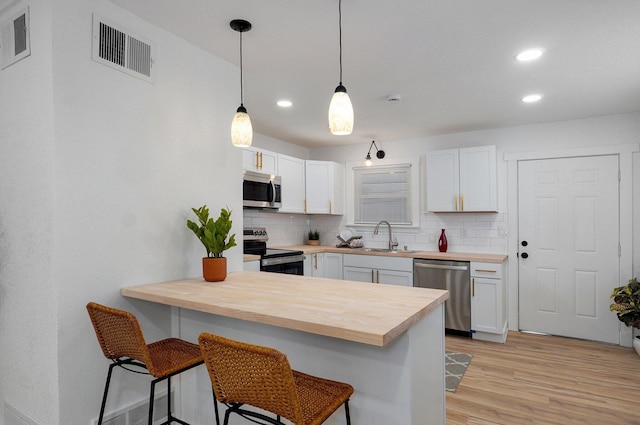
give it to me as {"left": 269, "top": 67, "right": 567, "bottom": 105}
{"left": 122, "top": 271, "right": 449, "bottom": 425}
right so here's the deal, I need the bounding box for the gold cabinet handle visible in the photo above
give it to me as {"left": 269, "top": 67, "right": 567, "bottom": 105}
{"left": 255, "top": 152, "right": 259, "bottom": 169}
{"left": 314, "top": 254, "right": 318, "bottom": 270}
{"left": 304, "top": 199, "right": 307, "bottom": 213}
{"left": 476, "top": 269, "right": 497, "bottom": 273}
{"left": 454, "top": 194, "right": 459, "bottom": 211}
{"left": 259, "top": 152, "right": 263, "bottom": 169}
{"left": 329, "top": 200, "right": 332, "bottom": 214}
{"left": 461, "top": 194, "right": 465, "bottom": 211}
{"left": 472, "top": 278, "right": 475, "bottom": 297}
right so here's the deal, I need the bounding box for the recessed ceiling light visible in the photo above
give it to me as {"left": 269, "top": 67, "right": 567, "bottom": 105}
{"left": 277, "top": 100, "right": 292, "bottom": 107}
{"left": 522, "top": 94, "right": 543, "bottom": 103}
{"left": 516, "top": 48, "right": 544, "bottom": 62}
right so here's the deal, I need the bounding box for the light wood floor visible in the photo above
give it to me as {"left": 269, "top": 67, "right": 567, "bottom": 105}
{"left": 445, "top": 331, "right": 640, "bottom": 425}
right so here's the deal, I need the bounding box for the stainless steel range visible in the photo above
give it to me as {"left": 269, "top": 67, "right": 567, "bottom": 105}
{"left": 243, "top": 227, "right": 305, "bottom": 275}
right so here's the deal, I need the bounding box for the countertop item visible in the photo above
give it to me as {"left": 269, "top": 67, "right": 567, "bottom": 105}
{"left": 121, "top": 271, "right": 448, "bottom": 347}
{"left": 275, "top": 245, "right": 508, "bottom": 263}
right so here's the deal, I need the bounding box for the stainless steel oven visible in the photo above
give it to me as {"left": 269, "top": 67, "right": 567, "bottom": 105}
{"left": 243, "top": 227, "right": 304, "bottom": 275}
{"left": 260, "top": 249, "right": 305, "bottom": 275}
{"left": 243, "top": 171, "right": 282, "bottom": 210}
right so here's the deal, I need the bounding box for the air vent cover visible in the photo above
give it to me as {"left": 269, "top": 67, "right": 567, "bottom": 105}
{"left": 0, "top": 5, "right": 31, "bottom": 70}
{"left": 92, "top": 14, "right": 155, "bottom": 82}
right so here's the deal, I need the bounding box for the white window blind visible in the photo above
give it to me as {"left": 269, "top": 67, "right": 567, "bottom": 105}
{"left": 353, "top": 164, "right": 412, "bottom": 224}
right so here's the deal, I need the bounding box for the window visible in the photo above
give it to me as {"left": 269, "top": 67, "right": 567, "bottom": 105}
{"left": 346, "top": 157, "right": 420, "bottom": 227}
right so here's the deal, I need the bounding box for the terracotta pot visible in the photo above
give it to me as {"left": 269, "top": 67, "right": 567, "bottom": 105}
{"left": 307, "top": 240, "right": 320, "bottom": 246}
{"left": 202, "top": 257, "right": 227, "bottom": 282}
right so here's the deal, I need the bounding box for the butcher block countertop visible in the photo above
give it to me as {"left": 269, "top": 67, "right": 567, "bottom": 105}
{"left": 280, "top": 245, "right": 508, "bottom": 263}
{"left": 121, "top": 271, "right": 448, "bottom": 347}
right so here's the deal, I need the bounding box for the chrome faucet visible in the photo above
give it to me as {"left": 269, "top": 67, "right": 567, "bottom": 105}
{"left": 374, "top": 220, "right": 398, "bottom": 251}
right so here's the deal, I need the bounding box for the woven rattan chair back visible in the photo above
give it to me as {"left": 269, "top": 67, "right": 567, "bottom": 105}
{"left": 199, "top": 332, "right": 304, "bottom": 424}
{"left": 86, "top": 302, "right": 157, "bottom": 375}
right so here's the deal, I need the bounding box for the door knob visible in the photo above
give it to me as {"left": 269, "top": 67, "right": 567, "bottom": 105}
{"left": 521, "top": 241, "right": 528, "bottom": 247}
{"left": 521, "top": 252, "right": 529, "bottom": 259}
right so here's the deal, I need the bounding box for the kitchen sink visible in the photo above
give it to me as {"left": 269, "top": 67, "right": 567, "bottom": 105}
{"left": 363, "top": 248, "right": 418, "bottom": 254}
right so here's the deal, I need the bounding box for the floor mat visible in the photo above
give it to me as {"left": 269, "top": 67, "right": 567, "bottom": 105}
{"left": 445, "top": 351, "right": 472, "bottom": 392}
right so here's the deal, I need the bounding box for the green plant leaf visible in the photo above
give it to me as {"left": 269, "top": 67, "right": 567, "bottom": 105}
{"left": 187, "top": 205, "right": 236, "bottom": 258}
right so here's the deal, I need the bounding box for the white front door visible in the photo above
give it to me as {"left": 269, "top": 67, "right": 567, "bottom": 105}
{"left": 518, "top": 155, "right": 620, "bottom": 344}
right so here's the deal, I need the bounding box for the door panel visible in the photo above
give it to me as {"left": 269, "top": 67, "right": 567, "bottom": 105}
{"left": 518, "top": 155, "right": 620, "bottom": 344}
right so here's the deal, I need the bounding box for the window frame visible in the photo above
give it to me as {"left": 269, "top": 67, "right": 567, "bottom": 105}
{"left": 346, "top": 156, "right": 421, "bottom": 228}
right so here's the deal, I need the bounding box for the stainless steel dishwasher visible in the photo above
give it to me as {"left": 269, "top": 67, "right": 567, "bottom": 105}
{"left": 413, "top": 259, "right": 471, "bottom": 335}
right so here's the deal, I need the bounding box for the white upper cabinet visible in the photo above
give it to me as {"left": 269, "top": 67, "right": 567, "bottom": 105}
{"left": 425, "top": 145, "right": 497, "bottom": 212}
{"left": 277, "top": 154, "right": 306, "bottom": 214}
{"left": 242, "top": 147, "right": 278, "bottom": 176}
{"left": 305, "top": 160, "right": 344, "bottom": 215}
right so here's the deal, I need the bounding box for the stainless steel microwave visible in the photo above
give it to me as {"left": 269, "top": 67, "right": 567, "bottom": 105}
{"left": 243, "top": 170, "right": 282, "bottom": 209}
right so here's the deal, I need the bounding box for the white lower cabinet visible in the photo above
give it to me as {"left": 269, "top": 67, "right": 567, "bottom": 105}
{"left": 323, "top": 252, "right": 343, "bottom": 280}
{"left": 471, "top": 261, "right": 507, "bottom": 342}
{"left": 304, "top": 252, "right": 343, "bottom": 279}
{"left": 343, "top": 254, "right": 413, "bottom": 286}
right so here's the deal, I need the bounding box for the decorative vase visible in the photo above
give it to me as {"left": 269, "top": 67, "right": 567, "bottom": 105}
{"left": 438, "top": 229, "right": 448, "bottom": 253}
{"left": 634, "top": 336, "right": 640, "bottom": 357}
{"left": 202, "top": 257, "right": 227, "bottom": 282}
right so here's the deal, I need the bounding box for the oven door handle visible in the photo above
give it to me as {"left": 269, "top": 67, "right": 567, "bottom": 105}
{"left": 261, "top": 254, "right": 306, "bottom": 267}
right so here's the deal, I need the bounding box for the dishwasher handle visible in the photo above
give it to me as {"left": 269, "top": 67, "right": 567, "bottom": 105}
{"left": 414, "top": 263, "right": 469, "bottom": 271}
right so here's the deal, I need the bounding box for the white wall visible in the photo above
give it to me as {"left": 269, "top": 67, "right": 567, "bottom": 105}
{"left": 2, "top": 0, "right": 246, "bottom": 423}
{"left": 0, "top": 0, "right": 59, "bottom": 423}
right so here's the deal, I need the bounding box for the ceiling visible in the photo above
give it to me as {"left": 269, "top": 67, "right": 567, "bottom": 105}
{"left": 110, "top": 0, "right": 640, "bottom": 148}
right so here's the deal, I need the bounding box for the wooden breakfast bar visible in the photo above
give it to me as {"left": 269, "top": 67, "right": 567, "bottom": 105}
{"left": 121, "top": 271, "right": 449, "bottom": 425}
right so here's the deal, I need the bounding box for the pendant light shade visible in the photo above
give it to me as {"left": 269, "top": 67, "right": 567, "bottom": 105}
{"left": 328, "top": 0, "right": 353, "bottom": 135}
{"left": 231, "top": 105, "right": 253, "bottom": 147}
{"left": 329, "top": 85, "right": 353, "bottom": 135}
{"left": 230, "top": 19, "right": 253, "bottom": 147}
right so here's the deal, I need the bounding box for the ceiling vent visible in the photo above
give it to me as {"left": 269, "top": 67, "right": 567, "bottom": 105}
{"left": 92, "top": 14, "right": 155, "bottom": 82}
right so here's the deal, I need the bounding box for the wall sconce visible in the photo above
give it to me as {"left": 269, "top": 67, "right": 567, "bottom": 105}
{"left": 364, "top": 140, "right": 385, "bottom": 166}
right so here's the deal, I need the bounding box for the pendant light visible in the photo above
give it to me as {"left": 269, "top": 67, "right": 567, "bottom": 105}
{"left": 328, "top": 0, "right": 354, "bottom": 135}
{"left": 230, "top": 19, "right": 253, "bottom": 147}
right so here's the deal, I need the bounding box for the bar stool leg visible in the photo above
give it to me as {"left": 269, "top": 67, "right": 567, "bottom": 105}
{"left": 345, "top": 400, "right": 351, "bottom": 425}
{"left": 166, "top": 375, "right": 172, "bottom": 423}
{"left": 97, "top": 362, "right": 118, "bottom": 425}
{"left": 149, "top": 377, "right": 157, "bottom": 425}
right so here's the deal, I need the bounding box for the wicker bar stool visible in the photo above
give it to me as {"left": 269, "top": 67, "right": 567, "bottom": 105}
{"left": 198, "top": 332, "right": 354, "bottom": 425}
{"left": 86, "top": 302, "right": 208, "bottom": 425}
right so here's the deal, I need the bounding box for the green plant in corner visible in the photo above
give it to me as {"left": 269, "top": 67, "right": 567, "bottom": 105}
{"left": 308, "top": 229, "right": 320, "bottom": 241}
{"left": 187, "top": 205, "right": 237, "bottom": 258}
{"left": 610, "top": 277, "right": 640, "bottom": 328}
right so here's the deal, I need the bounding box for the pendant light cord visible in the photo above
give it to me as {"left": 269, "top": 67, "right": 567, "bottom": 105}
{"left": 239, "top": 30, "right": 244, "bottom": 106}
{"left": 338, "top": 0, "right": 343, "bottom": 85}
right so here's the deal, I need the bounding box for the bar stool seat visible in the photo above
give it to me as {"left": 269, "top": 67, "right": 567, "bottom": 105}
{"left": 86, "top": 302, "right": 206, "bottom": 425}
{"left": 198, "top": 332, "right": 354, "bottom": 425}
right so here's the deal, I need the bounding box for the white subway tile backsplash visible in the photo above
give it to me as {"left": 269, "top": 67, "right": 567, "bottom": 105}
{"left": 243, "top": 211, "right": 508, "bottom": 254}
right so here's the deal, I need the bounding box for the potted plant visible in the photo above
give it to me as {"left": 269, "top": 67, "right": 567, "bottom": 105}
{"left": 610, "top": 277, "right": 640, "bottom": 355}
{"left": 187, "top": 205, "right": 237, "bottom": 282}
{"left": 307, "top": 229, "right": 320, "bottom": 246}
